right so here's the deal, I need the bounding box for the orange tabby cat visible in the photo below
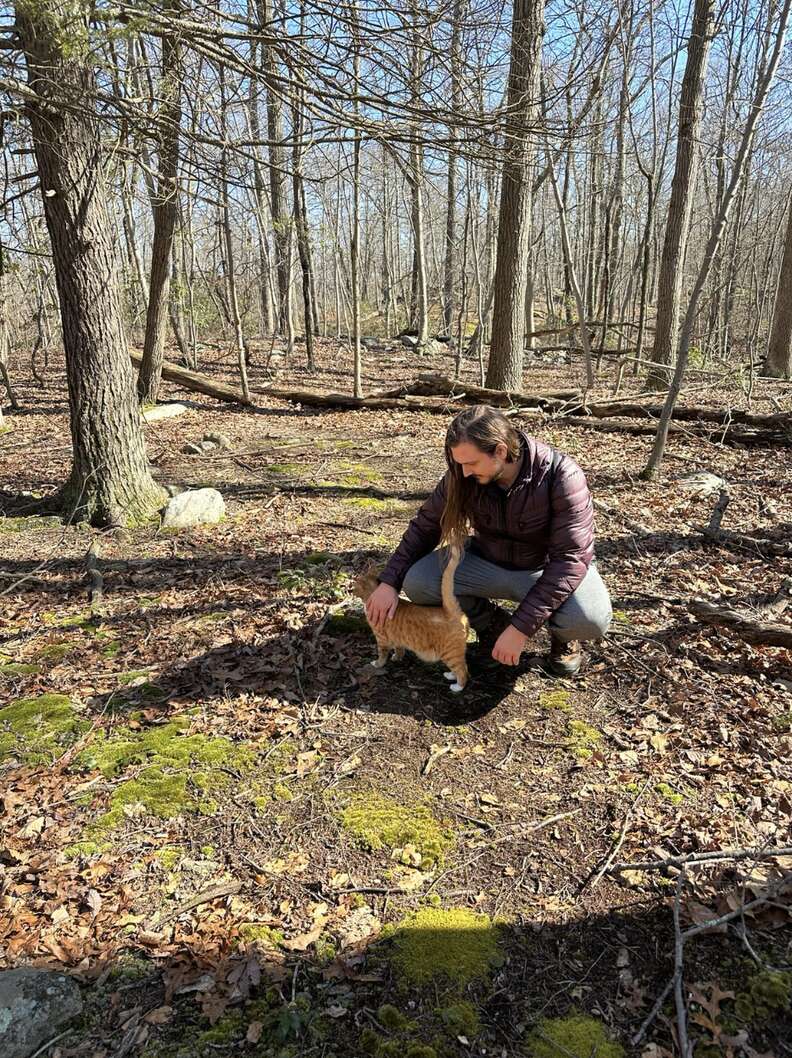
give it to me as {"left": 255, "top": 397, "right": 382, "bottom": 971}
{"left": 353, "top": 546, "right": 469, "bottom": 692}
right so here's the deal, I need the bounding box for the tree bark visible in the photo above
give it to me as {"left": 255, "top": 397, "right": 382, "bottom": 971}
{"left": 257, "top": 0, "right": 292, "bottom": 335}
{"left": 486, "top": 0, "right": 546, "bottom": 390}
{"left": 646, "top": 0, "right": 715, "bottom": 390}
{"left": 17, "top": 0, "right": 166, "bottom": 527}
{"left": 137, "top": 9, "right": 182, "bottom": 405}
{"left": 764, "top": 191, "right": 792, "bottom": 379}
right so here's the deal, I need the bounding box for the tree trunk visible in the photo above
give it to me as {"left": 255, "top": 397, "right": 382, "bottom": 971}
{"left": 442, "top": 0, "right": 463, "bottom": 337}
{"left": 764, "top": 191, "right": 792, "bottom": 379}
{"left": 642, "top": 0, "right": 791, "bottom": 477}
{"left": 137, "top": 12, "right": 182, "bottom": 405}
{"left": 646, "top": 0, "right": 715, "bottom": 389}
{"left": 257, "top": 0, "right": 292, "bottom": 335}
{"left": 486, "top": 0, "right": 546, "bottom": 390}
{"left": 16, "top": 0, "right": 166, "bottom": 526}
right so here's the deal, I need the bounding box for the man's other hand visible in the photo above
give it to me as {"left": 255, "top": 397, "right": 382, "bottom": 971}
{"left": 492, "top": 624, "right": 529, "bottom": 666}
{"left": 365, "top": 583, "right": 399, "bottom": 627}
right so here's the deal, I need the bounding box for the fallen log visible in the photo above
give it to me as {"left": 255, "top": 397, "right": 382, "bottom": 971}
{"left": 129, "top": 351, "right": 252, "bottom": 405}
{"left": 689, "top": 600, "right": 792, "bottom": 649}
{"left": 404, "top": 373, "right": 581, "bottom": 407}
{"left": 406, "top": 373, "right": 792, "bottom": 431}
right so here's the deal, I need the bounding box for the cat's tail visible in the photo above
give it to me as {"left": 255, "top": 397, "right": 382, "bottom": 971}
{"left": 440, "top": 543, "right": 464, "bottom": 622}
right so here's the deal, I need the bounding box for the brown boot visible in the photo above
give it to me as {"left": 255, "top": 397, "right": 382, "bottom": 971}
{"left": 546, "top": 636, "right": 582, "bottom": 677}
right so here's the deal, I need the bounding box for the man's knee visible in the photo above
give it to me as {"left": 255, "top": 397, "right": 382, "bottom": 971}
{"left": 551, "top": 591, "right": 612, "bottom": 642}
{"left": 402, "top": 556, "right": 441, "bottom": 604}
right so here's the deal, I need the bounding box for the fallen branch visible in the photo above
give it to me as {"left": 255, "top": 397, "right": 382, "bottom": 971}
{"left": 130, "top": 351, "right": 252, "bottom": 406}
{"left": 85, "top": 540, "right": 103, "bottom": 614}
{"left": 611, "top": 845, "right": 792, "bottom": 874}
{"left": 689, "top": 599, "right": 792, "bottom": 648}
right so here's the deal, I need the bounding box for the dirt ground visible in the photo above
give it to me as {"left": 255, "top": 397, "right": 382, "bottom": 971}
{"left": 1, "top": 339, "right": 790, "bottom": 1058}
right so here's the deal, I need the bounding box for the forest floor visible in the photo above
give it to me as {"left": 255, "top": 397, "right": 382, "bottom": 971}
{"left": 0, "top": 338, "right": 791, "bottom": 1058}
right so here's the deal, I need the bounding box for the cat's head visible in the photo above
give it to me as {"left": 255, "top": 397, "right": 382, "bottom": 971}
{"left": 352, "top": 566, "right": 380, "bottom": 600}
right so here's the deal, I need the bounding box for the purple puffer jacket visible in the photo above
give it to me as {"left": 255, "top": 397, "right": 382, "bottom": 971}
{"left": 379, "top": 432, "right": 595, "bottom": 637}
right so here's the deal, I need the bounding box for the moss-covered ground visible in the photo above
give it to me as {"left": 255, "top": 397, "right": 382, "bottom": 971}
{"left": 1, "top": 341, "right": 790, "bottom": 1058}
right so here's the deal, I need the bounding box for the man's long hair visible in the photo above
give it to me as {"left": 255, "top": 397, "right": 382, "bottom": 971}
{"left": 440, "top": 405, "right": 521, "bottom": 550}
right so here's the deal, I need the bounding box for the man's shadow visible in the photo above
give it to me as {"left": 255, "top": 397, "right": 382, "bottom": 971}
{"left": 83, "top": 611, "right": 525, "bottom": 726}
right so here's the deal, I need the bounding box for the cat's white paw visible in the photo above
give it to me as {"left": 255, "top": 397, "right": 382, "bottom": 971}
{"left": 443, "top": 671, "right": 456, "bottom": 681}
{"left": 449, "top": 682, "right": 464, "bottom": 693}
{"left": 371, "top": 659, "right": 387, "bottom": 669}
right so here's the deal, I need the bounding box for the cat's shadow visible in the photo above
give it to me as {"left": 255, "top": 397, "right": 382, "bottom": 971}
{"left": 356, "top": 652, "right": 530, "bottom": 725}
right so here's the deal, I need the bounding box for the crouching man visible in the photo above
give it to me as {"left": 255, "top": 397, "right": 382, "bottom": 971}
{"left": 365, "top": 405, "right": 612, "bottom": 677}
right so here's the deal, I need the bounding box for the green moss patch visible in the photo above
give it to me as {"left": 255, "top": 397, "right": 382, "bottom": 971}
{"left": 0, "top": 694, "right": 87, "bottom": 764}
{"left": 526, "top": 1014, "right": 624, "bottom": 1058}
{"left": 0, "top": 662, "right": 39, "bottom": 677}
{"left": 76, "top": 716, "right": 257, "bottom": 830}
{"left": 655, "top": 782, "right": 684, "bottom": 805}
{"left": 436, "top": 1001, "right": 480, "bottom": 1038}
{"left": 332, "top": 460, "right": 384, "bottom": 486}
{"left": 387, "top": 907, "right": 502, "bottom": 986}
{"left": 566, "top": 720, "right": 602, "bottom": 760}
{"left": 0, "top": 515, "right": 62, "bottom": 533}
{"left": 324, "top": 610, "right": 369, "bottom": 634}
{"left": 340, "top": 792, "right": 453, "bottom": 868}
{"left": 37, "top": 642, "right": 74, "bottom": 662}
{"left": 539, "top": 689, "right": 571, "bottom": 712}
{"left": 734, "top": 970, "right": 791, "bottom": 1023}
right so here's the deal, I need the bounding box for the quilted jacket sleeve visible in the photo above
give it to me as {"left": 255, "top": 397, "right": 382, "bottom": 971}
{"left": 510, "top": 458, "right": 595, "bottom": 637}
{"left": 378, "top": 474, "right": 448, "bottom": 592}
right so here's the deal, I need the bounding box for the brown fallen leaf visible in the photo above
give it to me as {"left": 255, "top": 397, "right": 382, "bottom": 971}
{"left": 246, "top": 1020, "right": 264, "bottom": 1044}
{"left": 143, "top": 1006, "right": 173, "bottom": 1025}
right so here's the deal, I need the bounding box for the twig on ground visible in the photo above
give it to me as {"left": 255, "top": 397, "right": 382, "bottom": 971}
{"left": 673, "top": 871, "right": 692, "bottom": 1058}
{"left": 610, "top": 844, "right": 792, "bottom": 874}
{"left": 582, "top": 779, "right": 651, "bottom": 892}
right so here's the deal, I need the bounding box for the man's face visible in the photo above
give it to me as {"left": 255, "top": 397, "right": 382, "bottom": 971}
{"left": 450, "top": 441, "right": 508, "bottom": 485}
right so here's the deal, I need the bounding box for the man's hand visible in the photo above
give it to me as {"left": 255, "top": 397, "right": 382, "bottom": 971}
{"left": 365, "top": 583, "right": 399, "bottom": 628}
{"left": 492, "top": 624, "right": 529, "bottom": 666}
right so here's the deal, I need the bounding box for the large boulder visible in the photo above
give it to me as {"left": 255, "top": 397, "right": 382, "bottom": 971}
{"left": 162, "top": 488, "right": 225, "bottom": 528}
{"left": 0, "top": 968, "right": 83, "bottom": 1058}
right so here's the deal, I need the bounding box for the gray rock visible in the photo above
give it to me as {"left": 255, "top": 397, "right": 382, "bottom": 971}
{"left": 677, "top": 471, "right": 728, "bottom": 497}
{"left": 199, "top": 440, "right": 218, "bottom": 453}
{"left": 162, "top": 488, "right": 225, "bottom": 528}
{"left": 0, "top": 968, "right": 82, "bottom": 1058}
{"left": 203, "top": 432, "right": 231, "bottom": 450}
{"left": 140, "top": 402, "right": 189, "bottom": 423}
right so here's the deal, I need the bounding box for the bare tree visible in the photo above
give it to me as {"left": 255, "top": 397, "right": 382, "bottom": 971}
{"left": 15, "top": 0, "right": 166, "bottom": 525}
{"left": 764, "top": 190, "right": 792, "bottom": 379}
{"left": 137, "top": 9, "right": 183, "bottom": 405}
{"left": 645, "top": 0, "right": 716, "bottom": 390}
{"left": 486, "top": 0, "right": 546, "bottom": 390}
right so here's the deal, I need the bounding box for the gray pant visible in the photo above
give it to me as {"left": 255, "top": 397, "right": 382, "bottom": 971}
{"left": 402, "top": 546, "right": 612, "bottom": 643}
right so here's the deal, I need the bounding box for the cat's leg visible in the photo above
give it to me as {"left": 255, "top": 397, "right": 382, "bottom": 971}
{"left": 443, "top": 651, "right": 468, "bottom": 693}
{"left": 371, "top": 635, "right": 390, "bottom": 669}
{"left": 392, "top": 647, "right": 405, "bottom": 661}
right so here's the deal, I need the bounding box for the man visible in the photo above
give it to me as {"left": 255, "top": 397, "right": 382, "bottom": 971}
{"left": 365, "top": 405, "right": 611, "bottom": 677}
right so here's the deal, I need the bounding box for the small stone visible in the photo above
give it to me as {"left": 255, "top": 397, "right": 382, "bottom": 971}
{"left": 203, "top": 432, "right": 232, "bottom": 450}
{"left": 140, "top": 403, "right": 189, "bottom": 423}
{"left": 199, "top": 440, "right": 217, "bottom": 453}
{"left": 677, "top": 471, "right": 727, "bottom": 497}
{"left": 161, "top": 488, "right": 225, "bottom": 529}
{"left": 181, "top": 442, "right": 203, "bottom": 455}
{"left": 0, "top": 968, "right": 83, "bottom": 1058}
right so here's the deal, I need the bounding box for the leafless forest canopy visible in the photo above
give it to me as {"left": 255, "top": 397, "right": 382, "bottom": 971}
{"left": 1, "top": 0, "right": 791, "bottom": 390}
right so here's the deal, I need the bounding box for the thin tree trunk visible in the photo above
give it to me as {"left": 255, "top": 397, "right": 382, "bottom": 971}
{"left": 486, "top": 0, "right": 546, "bottom": 390}
{"left": 642, "top": 0, "right": 791, "bottom": 476}
{"left": 764, "top": 190, "right": 792, "bottom": 379}
{"left": 137, "top": 10, "right": 182, "bottom": 405}
{"left": 218, "top": 65, "right": 251, "bottom": 402}
{"left": 257, "top": 0, "right": 292, "bottom": 335}
{"left": 646, "top": 0, "right": 715, "bottom": 389}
